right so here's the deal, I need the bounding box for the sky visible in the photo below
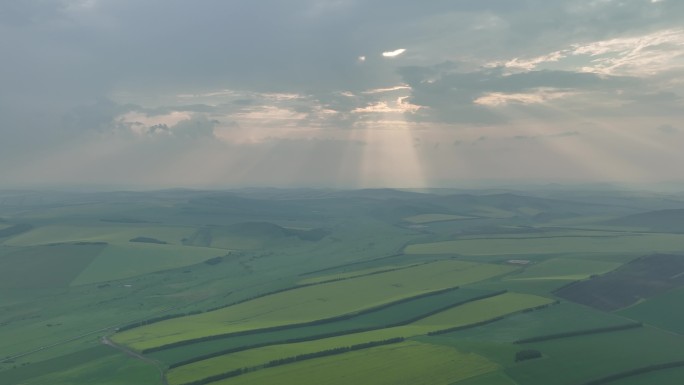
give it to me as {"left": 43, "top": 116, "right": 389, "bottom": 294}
{"left": 2, "top": 0, "right": 684, "bottom": 189}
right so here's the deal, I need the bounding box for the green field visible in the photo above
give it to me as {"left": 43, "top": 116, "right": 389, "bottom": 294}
{"left": 10, "top": 351, "right": 162, "bottom": 385}
{"left": 607, "top": 366, "right": 684, "bottom": 385}
{"left": 0, "top": 243, "right": 105, "bottom": 289}
{"left": 167, "top": 334, "right": 407, "bottom": 385}
{"left": 452, "top": 371, "right": 519, "bottom": 385}
{"left": 71, "top": 243, "right": 226, "bottom": 285}
{"left": 148, "top": 288, "right": 496, "bottom": 365}
{"left": 619, "top": 286, "right": 684, "bottom": 334}
{"left": 405, "top": 233, "right": 684, "bottom": 255}
{"left": 297, "top": 262, "right": 424, "bottom": 285}
{"left": 446, "top": 301, "right": 631, "bottom": 343}
{"left": 166, "top": 292, "right": 551, "bottom": 385}
{"left": 4, "top": 188, "right": 684, "bottom": 385}
{"left": 409, "top": 292, "right": 553, "bottom": 330}
{"left": 506, "top": 257, "right": 621, "bottom": 282}
{"left": 506, "top": 326, "right": 684, "bottom": 385}
{"left": 113, "top": 260, "right": 516, "bottom": 350}
{"left": 208, "top": 341, "right": 499, "bottom": 385}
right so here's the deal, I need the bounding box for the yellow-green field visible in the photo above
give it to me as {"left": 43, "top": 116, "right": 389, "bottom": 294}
{"left": 403, "top": 214, "right": 473, "bottom": 224}
{"left": 113, "top": 260, "right": 517, "bottom": 350}
{"left": 210, "top": 341, "right": 498, "bottom": 385}
{"left": 166, "top": 334, "right": 406, "bottom": 385}
{"left": 297, "top": 262, "right": 424, "bottom": 285}
{"left": 167, "top": 292, "right": 552, "bottom": 385}
{"left": 405, "top": 233, "right": 684, "bottom": 255}
{"left": 506, "top": 258, "right": 621, "bottom": 281}
{"left": 410, "top": 292, "right": 553, "bottom": 328}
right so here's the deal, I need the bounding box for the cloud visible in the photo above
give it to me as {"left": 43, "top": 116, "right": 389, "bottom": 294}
{"left": 512, "top": 131, "right": 580, "bottom": 141}
{"left": 397, "top": 63, "right": 639, "bottom": 124}
{"left": 3, "top": 0, "right": 684, "bottom": 188}
{"left": 657, "top": 124, "right": 680, "bottom": 134}
{"left": 382, "top": 48, "right": 406, "bottom": 58}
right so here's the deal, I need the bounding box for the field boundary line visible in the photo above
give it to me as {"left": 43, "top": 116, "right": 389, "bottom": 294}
{"left": 514, "top": 322, "right": 642, "bottom": 344}
{"left": 578, "top": 360, "right": 684, "bottom": 385}
{"left": 167, "top": 289, "right": 507, "bottom": 368}
{"left": 175, "top": 338, "right": 406, "bottom": 385}
{"left": 146, "top": 286, "right": 464, "bottom": 355}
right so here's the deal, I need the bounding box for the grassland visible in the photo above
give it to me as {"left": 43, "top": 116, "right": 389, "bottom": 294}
{"left": 405, "top": 233, "right": 684, "bottom": 255}
{"left": 444, "top": 301, "right": 631, "bottom": 344}
{"left": 71, "top": 243, "right": 226, "bottom": 285}
{"left": 112, "top": 260, "right": 517, "bottom": 350}
{"left": 0, "top": 346, "right": 115, "bottom": 385}
{"left": 0, "top": 243, "right": 105, "bottom": 289}
{"left": 206, "top": 341, "right": 499, "bottom": 385}
{"left": 506, "top": 326, "right": 684, "bottom": 385}
{"left": 10, "top": 350, "right": 162, "bottom": 385}
{"left": 452, "top": 371, "right": 519, "bottom": 385}
{"left": 618, "top": 286, "right": 684, "bottom": 334}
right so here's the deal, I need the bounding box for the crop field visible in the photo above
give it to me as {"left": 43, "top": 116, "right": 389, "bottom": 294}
{"left": 113, "top": 260, "right": 517, "bottom": 350}
{"left": 165, "top": 291, "right": 550, "bottom": 384}
{"left": 297, "top": 262, "right": 424, "bottom": 285}
{"left": 555, "top": 254, "right": 684, "bottom": 311}
{"left": 506, "top": 258, "right": 621, "bottom": 282}
{"left": 4, "top": 189, "right": 684, "bottom": 385}
{"left": 409, "top": 293, "right": 553, "bottom": 329}
{"left": 403, "top": 213, "right": 474, "bottom": 224}
{"left": 148, "top": 288, "right": 496, "bottom": 365}
{"left": 618, "top": 286, "right": 684, "bottom": 334}
{"left": 166, "top": 334, "right": 411, "bottom": 385}
{"left": 505, "top": 326, "right": 684, "bottom": 385}
{"left": 0, "top": 243, "right": 105, "bottom": 289}
{"left": 0, "top": 346, "right": 116, "bottom": 385}
{"left": 10, "top": 350, "right": 162, "bottom": 385}
{"left": 208, "top": 341, "right": 499, "bottom": 385}
{"left": 405, "top": 233, "right": 684, "bottom": 256}
{"left": 446, "top": 301, "right": 630, "bottom": 344}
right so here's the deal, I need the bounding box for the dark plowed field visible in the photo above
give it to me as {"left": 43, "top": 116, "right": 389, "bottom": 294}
{"left": 555, "top": 254, "right": 684, "bottom": 311}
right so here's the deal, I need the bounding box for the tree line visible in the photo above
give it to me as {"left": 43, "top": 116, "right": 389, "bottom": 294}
{"left": 167, "top": 289, "right": 506, "bottom": 368}
{"left": 178, "top": 338, "right": 405, "bottom": 385}
{"left": 143, "top": 286, "right": 464, "bottom": 354}
{"left": 514, "top": 322, "right": 642, "bottom": 344}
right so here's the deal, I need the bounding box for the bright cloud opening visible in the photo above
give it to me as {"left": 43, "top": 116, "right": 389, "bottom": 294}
{"left": 382, "top": 48, "right": 406, "bottom": 58}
